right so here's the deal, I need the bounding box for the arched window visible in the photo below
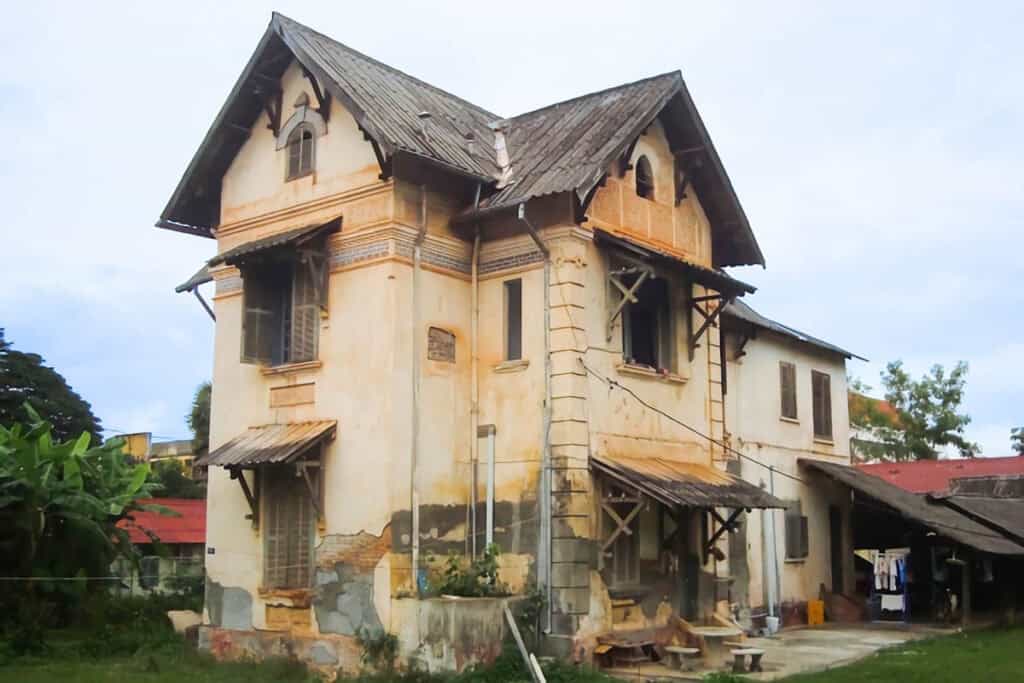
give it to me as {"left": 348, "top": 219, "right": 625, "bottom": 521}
{"left": 635, "top": 155, "right": 654, "bottom": 199}
{"left": 286, "top": 124, "right": 315, "bottom": 180}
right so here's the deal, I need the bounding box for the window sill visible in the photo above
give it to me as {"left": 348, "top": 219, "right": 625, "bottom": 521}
{"left": 813, "top": 437, "right": 835, "bottom": 446}
{"left": 784, "top": 558, "right": 808, "bottom": 565}
{"left": 780, "top": 416, "right": 800, "bottom": 425}
{"left": 258, "top": 587, "right": 313, "bottom": 607}
{"left": 261, "top": 360, "right": 323, "bottom": 377}
{"left": 493, "top": 359, "right": 530, "bottom": 374}
{"left": 616, "top": 362, "right": 687, "bottom": 384}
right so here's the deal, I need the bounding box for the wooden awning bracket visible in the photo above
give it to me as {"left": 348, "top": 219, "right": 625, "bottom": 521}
{"left": 230, "top": 468, "right": 259, "bottom": 529}
{"left": 600, "top": 486, "right": 645, "bottom": 559}
{"left": 618, "top": 136, "right": 641, "bottom": 176}
{"left": 703, "top": 508, "right": 743, "bottom": 563}
{"left": 260, "top": 88, "right": 283, "bottom": 138}
{"left": 607, "top": 265, "right": 654, "bottom": 341}
{"left": 296, "top": 461, "right": 323, "bottom": 520}
{"left": 300, "top": 66, "right": 331, "bottom": 123}
{"left": 689, "top": 292, "right": 732, "bottom": 361}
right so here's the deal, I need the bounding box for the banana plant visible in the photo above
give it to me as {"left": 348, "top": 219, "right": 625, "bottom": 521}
{"left": 0, "top": 404, "right": 161, "bottom": 588}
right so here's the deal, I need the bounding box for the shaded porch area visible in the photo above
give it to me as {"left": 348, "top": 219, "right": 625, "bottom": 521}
{"left": 588, "top": 453, "right": 782, "bottom": 669}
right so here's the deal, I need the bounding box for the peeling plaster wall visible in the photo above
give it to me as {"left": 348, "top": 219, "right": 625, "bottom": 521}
{"left": 724, "top": 328, "right": 855, "bottom": 616}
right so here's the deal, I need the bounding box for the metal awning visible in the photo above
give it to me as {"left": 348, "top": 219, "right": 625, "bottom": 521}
{"left": 594, "top": 228, "right": 756, "bottom": 298}
{"left": 801, "top": 459, "right": 1024, "bottom": 556}
{"left": 175, "top": 264, "right": 213, "bottom": 293}
{"left": 207, "top": 217, "right": 340, "bottom": 267}
{"left": 201, "top": 421, "right": 337, "bottom": 468}
{"left": 591, "top": 453, "right": 783, "bottom": 509}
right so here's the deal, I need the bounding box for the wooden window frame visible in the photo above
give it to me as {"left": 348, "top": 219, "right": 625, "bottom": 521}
{"left": 620, "top": 274, "right": 675, "bottom": 373}
{"left": 286, "top": 124, "right": 316, "bottom": 181}
{"left": 779, "top": 361, "right": 798, "bottom": 421}
{"left": 811, "top": 370, "right": 834, "bottom": 441}
{"left": 504, "top": 279, "right": 523, "bottom": 361}
{"left": 262, "top": 465, "right": 316, "bottom": 590}
{"left": 635, "top": 155, "right": 655, "bottom": 200}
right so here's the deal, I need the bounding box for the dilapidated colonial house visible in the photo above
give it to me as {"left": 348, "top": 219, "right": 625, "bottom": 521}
{"left": 161, "top": 12, "right": 861, "bottom": 673}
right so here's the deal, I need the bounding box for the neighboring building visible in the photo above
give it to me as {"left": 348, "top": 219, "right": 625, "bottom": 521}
{"left": 858, "top": 455, "right": 1024, "bottom": 493}
{"left": 157, "top": 12, "right": 865, "bottom": 673}
{"left": 114, "top": 498, "right": 206, "bottom": 595}
{"left": 150, "top": 438, "right": 205, "bottom": 480}
{"left": 119, "top": 431, "right": 153, "bottom": 460}
{"left": 722, "top": 300, "right": 864, "bottom": 626}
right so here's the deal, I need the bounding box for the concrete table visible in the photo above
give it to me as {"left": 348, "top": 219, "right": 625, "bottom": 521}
{"left": 689, "top": 625, "right": 743, "bottom": 669}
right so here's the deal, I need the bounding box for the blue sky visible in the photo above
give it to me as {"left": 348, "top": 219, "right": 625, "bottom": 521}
{"left": 1, "top": 1, "right": 1020, "bottom": 453}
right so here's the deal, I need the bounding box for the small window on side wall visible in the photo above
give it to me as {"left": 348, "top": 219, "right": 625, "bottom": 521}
{"left": 785, "top": 501, "right": 809, "bottom": 560}
{"left": 286, "top": 124, "right": 315, "bottom": 180}
{"left": 780, "top": 362, "right": 798, "bottom": 420}
{"left": 635, "top": 155, "right": 654, "bottom": 199}
{"left": 812, "top": 370, "right": 833, "bottom": 441}
{"left": 504, "top": 279, "right": 522, "bottom": 361}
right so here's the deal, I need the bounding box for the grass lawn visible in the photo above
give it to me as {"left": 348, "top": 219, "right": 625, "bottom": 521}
{"left": 1, "top": 627, "right": 1021, "bottom": 682}
{"left": 778, "top": 627, "right": 1024, "bottom": 683}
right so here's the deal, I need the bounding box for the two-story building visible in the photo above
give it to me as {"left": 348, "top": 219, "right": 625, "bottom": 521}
{"left": 722, "top": 301, "right": 863, "bottom": 628}
{"left": 158, "top": 12, "right": 848, "bottom": 673}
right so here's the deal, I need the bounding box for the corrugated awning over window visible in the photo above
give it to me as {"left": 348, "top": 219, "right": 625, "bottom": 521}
{"left": 207, "top": 218, "right": 340, "bottom": 268}
{"left": 591, "top": 453, "right": 783, "bottom": 509}
{"left": 201, "top": 421, "right": 336, "bottom": 468}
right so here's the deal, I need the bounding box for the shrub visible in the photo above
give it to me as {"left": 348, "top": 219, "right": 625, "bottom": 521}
{"left": 431, "top": 544, "right": 509, "bottom": 598}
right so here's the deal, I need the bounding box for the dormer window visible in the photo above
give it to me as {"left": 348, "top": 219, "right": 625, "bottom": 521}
{"left": 286, "top": 124, "right": 315, "bottom": 180}
{"left": 635, "top": 155, "right": 654, "bottom": 199}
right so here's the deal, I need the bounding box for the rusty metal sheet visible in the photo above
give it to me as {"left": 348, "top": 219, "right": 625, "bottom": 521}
{"left": 201, "top": 420, "right": 336, "bottom": 468}
{"left": 174, "top": 264, "right": 213, "bottom": 293}
{"left": 591, "top": 453, "right": 783, "bottom": 509}
{"left": 801, "top": 459, "right": 1024, "bottom": 556}
{"left": 208, "top": 219, "right": 340, "bottom": 267}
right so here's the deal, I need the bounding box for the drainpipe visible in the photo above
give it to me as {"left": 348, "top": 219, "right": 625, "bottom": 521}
{"left": 515, "top": 203, "right": 552, "bottom": 630}
{"left": 470, "top": 183, "right": 482, "bottom": 558}
{"left": 763, "top": 466, "right": 780, "bottom": 621}
{"left": 411, "top": 184, "right": 427, "bottom": 597}
{"left": 478, "top": 424, "right": 497, "bottom": 547}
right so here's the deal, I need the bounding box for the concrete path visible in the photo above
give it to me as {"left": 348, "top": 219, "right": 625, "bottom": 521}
{"left": 606, "top": 623, "right": 955, "bottom": 681}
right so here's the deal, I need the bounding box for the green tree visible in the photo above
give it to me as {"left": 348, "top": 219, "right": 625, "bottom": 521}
{"left": 186, "top": 381, "right": 211, "bottom": 456}
{"left": 855, "top": 361, "right": 979, "bottom": 462}
{"left": 150, "top": 460, "right": 205, "bottom": 499}
{"left": 1012, "top": 427, "right": 1024, "bottom": 455}
{"left": 0, "top": 337, "right": 102, "bottom": 444}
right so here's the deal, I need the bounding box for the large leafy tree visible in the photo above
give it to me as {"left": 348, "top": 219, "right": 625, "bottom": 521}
{"left": 0, "top": 337, "right": 102, "bottom": 444}
{"left": 1012, "top": 427, "right": 1024, "bottom": 456}
{"left": 852, "top": 361, "right": 979, "bottom": 462}
{"left": 186, "top": 381, "right": 211, "bottom": 456}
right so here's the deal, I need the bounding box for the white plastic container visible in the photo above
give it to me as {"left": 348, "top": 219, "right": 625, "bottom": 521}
{"left": 765, "top": 616, "right": 780, "bottom": 634}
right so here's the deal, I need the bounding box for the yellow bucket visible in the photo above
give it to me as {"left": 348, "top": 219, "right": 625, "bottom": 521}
{"left": 807, "top": 599, "right": 825, "bottom": 626}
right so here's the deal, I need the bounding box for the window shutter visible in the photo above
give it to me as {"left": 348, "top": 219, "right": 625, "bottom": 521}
{"left": 799, "top": 516, "right": 810, "bottom": 559}
{"left": 780, "top": 362, "right": 797, "bottom": 419}
{"left": 785, "top": 509, "right": 798, "bottom": 559}
{"left": 812, "top": 371, "right": 833, "bottom": 439}
{"left": 290, "top": 258, "right": 319, "bottom": 363}
{"left": 241, "top": 268, "right": 276, "bottom": 365}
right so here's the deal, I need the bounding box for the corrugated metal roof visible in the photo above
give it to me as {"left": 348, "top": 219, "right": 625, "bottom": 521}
{"left": 274, "top": 14, "right": 499, "bottom": 180}
{"left": 858, "top": 456, "right": 1024, "bottom": 494}
{"left": 481, "top": 73, "right": 681, "bottom": 211}
{"left": 159, "top": 14, "right": 764, "bottom": 268}
{"left": 594, "top": 228, "right": 755, "bottom": 297}
{"left": 592, "top": 453, "right": 784, "bottom": 509}
{"left": 175, "top": 264, "right": 212, "bottom": 293}
{"left": 201, "top": 421, "right": 336, "bottom": 468}
{"left": 117, "top": 498, "right": 206, "bottom": 545}
{"left": 801, "top": 459, "right": 1024, "bottom": 556}
{"left": 723, "top": 299, "right": 865, "bottom": 360}
{"left": 208, "top": 219, "right": 339, "bottom": 267}
{"left": 938, "top": 496, "right": 1024, "bottom": 544}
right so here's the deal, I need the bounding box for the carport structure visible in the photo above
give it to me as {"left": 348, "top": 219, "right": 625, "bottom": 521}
{"left": 800, "top": 460, "right": 1024, "bottom": 625}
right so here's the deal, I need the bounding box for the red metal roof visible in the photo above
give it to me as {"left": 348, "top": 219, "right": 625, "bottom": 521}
{"left": 857, "top": 456, "right": 1024, "bottom": 494}
{"left": 118, "top": 498, "right": 206, "bottom": 545}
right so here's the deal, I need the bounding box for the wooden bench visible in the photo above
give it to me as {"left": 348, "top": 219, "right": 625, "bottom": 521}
{"left": 663, "top": 645, "right": 701, "bottom": 671}
{"left": 730, "top": 647, "right": 765, "bottom": 673}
